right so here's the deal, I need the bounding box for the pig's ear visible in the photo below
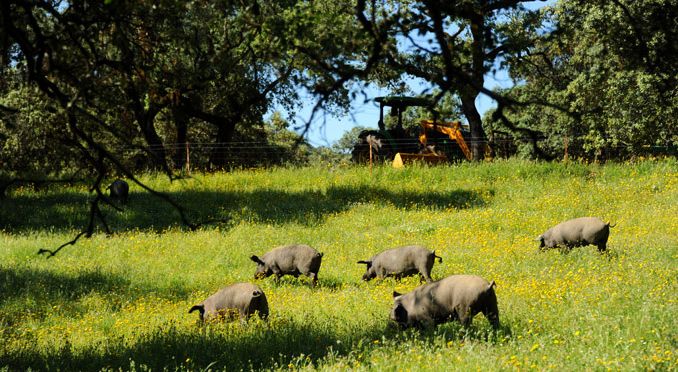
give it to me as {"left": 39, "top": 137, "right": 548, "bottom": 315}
{"left": 392, "top": 291, "right": 402, "bottom": 298}
{"left": 250, "top": 255, "right": 264, "bottom": 264}
{"left": 252, "top": 290, "right": 262, "bottom": 297}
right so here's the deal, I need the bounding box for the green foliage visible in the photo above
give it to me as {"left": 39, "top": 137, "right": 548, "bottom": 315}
{"left": 359, "top": 1, "right": 546, "bottom": 159}
{"left": 308, "top": 146, "right": 351, "bottom": 166}
{"left": 1, "top": 0, "right": 367, "bottom": 173}
{"left": 1, "top": 160, "right": 676, "bottom": 370}
{"left": 0, "top": 86, "right": 81, "bottom": 176}
{"left": 497, "top": 0, "right": 677, "bottom": 159}
{"left": 3, "top": 0, "right": 675, "bottom": 180}
{"left": 264, "top": 0, "right": 369, "bottom": 113}
{"left": 333, "top": 126, "right": 371, "bottom": 155}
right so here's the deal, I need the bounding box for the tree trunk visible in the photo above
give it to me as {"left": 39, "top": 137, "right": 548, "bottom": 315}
{"left": 210, "top": 119, "right": 236, "bottom": 169}
{"left": 177, "top": 102, "right": 237, "bottom": 170}
{"left": 140, "top": 122, "right": 167, "bottom": 170}
{"left": 460, "top": 89, "right": 487, "bottom": 161}
{"left": 126, "top": 82, "right": 169, "bottom": 171}
{"left": 135, "top": 105, "right": 169, "bottom": 171}
{"left": 461, "top": 12, "right": 489, "bottom": 161}
{"left": 172, "top": 107, "right": 189, "bottom": 169}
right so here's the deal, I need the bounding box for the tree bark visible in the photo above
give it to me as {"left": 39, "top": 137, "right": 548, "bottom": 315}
{"left": 211, "top": 119, "right": 236, "bottom": 169}
{"left": 460, "top": 89, "right": 487, "bottom": 160}
{"left": 462, "top": 11, "right": 489, "bottom": 161}
{"left": 136, "top": 109, "right": 168, "bottom": 170}
{"left": 178, "top": 102, "right": 237, "bottom": 170}
{"left": 172, "top": 107, "right": 189, "bottom": 169}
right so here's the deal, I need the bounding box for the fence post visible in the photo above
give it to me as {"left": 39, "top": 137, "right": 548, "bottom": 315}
{"left": 366, "top": 135, "right": 381, "bottom": 176}
{"left": 369, "top": 141, "right": 373, "bottom": 176}
{"left": 185, "top": 141, "right": 191, "bottom": 175}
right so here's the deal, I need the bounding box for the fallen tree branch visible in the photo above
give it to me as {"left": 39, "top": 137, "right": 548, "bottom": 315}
{"left": 37, "top": 231, "right": 88, "bottom": 258}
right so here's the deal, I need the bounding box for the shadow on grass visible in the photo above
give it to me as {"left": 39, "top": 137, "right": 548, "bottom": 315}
{"left": 1, "top": 319, "right": 382, "bottom": 370}
{"left": 2, "top": 317, "right": 511, "bottom": 371}
{"left": 426, "top": 321, "right": 513, "bottom": 344}
{"left": 250, "top": 275, "right": 350, "bottom": 291}
{"left": 0, "top": 266, "right": 192, "bottom": 322}
{"left": 0, "top": 185, "right": 493, "bottom": 233}
{"left": 0, "top": 266, "right": 129, "bottom": 304}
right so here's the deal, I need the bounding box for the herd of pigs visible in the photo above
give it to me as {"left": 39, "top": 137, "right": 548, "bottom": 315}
{"left": 108, "top": 179, "right": 614, "bottom": 329}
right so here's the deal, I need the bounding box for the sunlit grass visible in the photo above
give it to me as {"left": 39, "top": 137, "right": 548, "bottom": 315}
{"left": 1, "top": 159, "right": 676, "bottom": 370}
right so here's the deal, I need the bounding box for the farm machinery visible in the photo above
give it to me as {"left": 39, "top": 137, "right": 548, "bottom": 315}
{"left": 351, "top": 96, "right": 472, "bottom": 166}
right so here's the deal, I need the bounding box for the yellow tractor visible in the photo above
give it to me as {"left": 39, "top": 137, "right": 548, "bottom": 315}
{"left": 351, "top": 96, "right": 473, "bottom": 167}
{"left": 393, "top": 119, "right": 473, "bottom": 167}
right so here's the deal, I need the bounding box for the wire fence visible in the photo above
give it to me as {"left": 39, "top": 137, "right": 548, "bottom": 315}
{"left": 137, "top": 137, "right": 675, "bottom": 149}
{"left": 119, "top": 137, "right": 676, "bottom": 172}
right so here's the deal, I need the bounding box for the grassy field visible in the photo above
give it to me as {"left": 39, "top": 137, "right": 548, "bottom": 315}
{"left": 1, "top": 159, "right": 676, "bottom": 371}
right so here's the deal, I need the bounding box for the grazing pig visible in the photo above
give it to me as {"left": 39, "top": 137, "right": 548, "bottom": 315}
{"left": 357, "top": 245, "right": 442, "bottom": 283}
{"left": 538, "top": 217, "right": 614, "bottom": 252}
{"left": 189, "top": 282, "right": 269, "bottom": 321}
{"left": 390, "top": 274, "right": 499, "bottom": 329}
{"left": 250, "top": 244, "right": 323, "bottom": 286}
{"left": 108, "top": 179, "right": 129, "bottom": 203}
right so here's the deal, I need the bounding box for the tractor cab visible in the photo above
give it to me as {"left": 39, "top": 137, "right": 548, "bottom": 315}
{"left": 374, "top": 96, "right": 435, "bottom": 131}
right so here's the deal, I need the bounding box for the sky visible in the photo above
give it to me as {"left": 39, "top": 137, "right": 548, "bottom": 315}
{"left": 286, "top": 0, "right": 552, "bottom": 148}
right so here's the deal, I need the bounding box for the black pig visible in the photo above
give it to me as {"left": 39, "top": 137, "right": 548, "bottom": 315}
{"left": 391, "top": 274, "right": 499, "bottom": 329}
{"left": 358, "top": 245, "right": 442, "bottom": 283}
{"left": 189, "top": 282, "right": 269, "bottom": 321}
{"left": 250, "top": 244, "right": 323, "bottom": 286}
{"left": 538, "top": 217, "right": 614, "bottom": 252}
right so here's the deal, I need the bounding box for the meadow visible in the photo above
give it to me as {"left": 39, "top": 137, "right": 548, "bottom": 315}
{"left": 1, "top": 159, "right": 676, "bottom": 371}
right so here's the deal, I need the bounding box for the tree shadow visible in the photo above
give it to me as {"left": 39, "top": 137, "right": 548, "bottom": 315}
{"left": 0, "top": 266, "right": 192, "bottom": 322}
{"left": 1, "top": 317, "right": 510, "bottom": 371}
{"left": 1, "top": 319, "right": 388, "bottom": 370}
{"left": 376, "top": 318, "right": 513, "bottom": 354}
{"left": 1, "top": 186, "right": 493, "bottom": 233}
{"left": 0, "top": 266, "right": 128, "bottom": 303}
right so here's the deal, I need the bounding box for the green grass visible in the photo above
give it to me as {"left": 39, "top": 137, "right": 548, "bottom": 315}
{"left": 1, "top": 159, "right": 676, "bottom": 370}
